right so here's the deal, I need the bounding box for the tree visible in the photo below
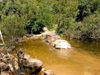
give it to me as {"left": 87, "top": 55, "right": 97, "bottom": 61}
{"left": 1, "top": 14, "right": 26, "bottom": 40}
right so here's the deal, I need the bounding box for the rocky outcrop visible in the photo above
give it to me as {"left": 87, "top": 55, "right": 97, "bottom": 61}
{"left": 44, "top": 35, "right": 61, "bottom": 44}
{"left": 17, "top": 49, "right": 43, "bottom": 74}
{"left": 21, "top": 58, "right": 43, "bottom": 74}
{"left": 0, "top": 50, "right": 43, "bottom": 75}
{"left": 0, "top": 49, "right": 54, "bottom": 75}
{"left": 23, "top": 27, "right": 57, "bottom": 40}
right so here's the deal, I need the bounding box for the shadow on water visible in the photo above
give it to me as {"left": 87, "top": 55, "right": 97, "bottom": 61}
{"left": 17, "top": 38, "right": 100, "bottom": 75}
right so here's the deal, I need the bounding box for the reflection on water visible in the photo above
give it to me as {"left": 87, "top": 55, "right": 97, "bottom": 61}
{"left": 17, "top": 39, "right": 100, "bottom": 75}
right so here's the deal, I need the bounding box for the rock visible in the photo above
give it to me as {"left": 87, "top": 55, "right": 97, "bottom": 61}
{"left": 23, "top": 36, "right": 27, "bottom": 39}
{"left": 0, "top": 47, "right": 4, "bottom": 51}
{"left": 15, "top": 41, "right": 19, "bottom": 44}
{"left": 33, "top": 36, "right": 38, "bottom": 39}
{"left": 18, "top": 50, "right": 30, "bottom": 59}
{"left": 18, "top": 49, "right": 24, "bottom": 54}
{"left": 4, "top": 58, "right": 10, "bottom": 64}
{"left": 35, "top": 71, "right": 45, "bottom": 75}
{"left": 0, "top": 52, "right": 4, "bottom": 57}
{"left": 8, "top": 64, "right": 13, "bottom": 71}
{"left": 45, "top": 35, "right": 61, "bottom": 44}
{"left": 0, "top": 62, "right": 10, "bottom": 72}
{"left": 41, "top": 68, "right": 45, "bottom": 71}
{"left": 0, "top": 55, "right": 11, "bottom": 64}
{"left": 16, "top": 38, "right": 24, "bottom": 43}
{"left": 43, "top": 27, "right": 48, "bottom": 32}
{"left": 23, "top": 53, "right": 30, "bottom": 59}
{"left": 26, "top": 34, "right": 32, "bottom": 37}
{"left": 38, "top": 36, "right": 46, "bottom": 39}
{"left": 10, "top": 46, "right": 16, "bottom": 50}
{"left": 8, "top": 62, "right": 18, "bottom": 73}
{"left": 22, "top": 58, "right": 43, "bottom": 74}
{"left": 0, "top": 72, "right": 9, "bottom": 75}
{"left": 44, "top": 70, "right": 54, "bottom": 75}
{"left": 7, "top": 48, "right": 12, "bottom": 52}
{"left": 52, "top": 40, "right": 61, "bottom": 46}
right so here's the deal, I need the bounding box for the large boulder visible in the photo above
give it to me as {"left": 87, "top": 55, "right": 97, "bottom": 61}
{"left": 45, "top": 35, "right": 61, "bottom": 44}
{"left": 21, "top": 58, "right": 43, "bottom": 74}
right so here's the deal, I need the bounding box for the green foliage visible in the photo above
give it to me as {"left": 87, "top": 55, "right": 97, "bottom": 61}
{"left": 80, "top": 14, "right": 100, "bottom": 39}
{"left": 0, "top": 0, "right": 100, "bottom": 40}
{"left": 1, "top": 14, "right": 26, "bottom": 39}
{"left": 43, "top": 13, "right": 53, "bottom": 29}
{"left": 57, "top": 18, "right": 79, "bottom": 37}
{"left": 30, "top": 17, "right": 44, "bottom": 34}
{"left": 76, "top": 0, "right": 100, "bottom": 21}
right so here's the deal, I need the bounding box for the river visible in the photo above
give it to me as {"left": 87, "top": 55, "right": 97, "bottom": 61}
{"left": 17, "top": 38, "right": 100, "bottom": 75}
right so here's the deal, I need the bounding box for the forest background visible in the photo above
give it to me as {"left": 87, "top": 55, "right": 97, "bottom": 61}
{"left": 0, "top": 0, "right": 100, "bottom": 40}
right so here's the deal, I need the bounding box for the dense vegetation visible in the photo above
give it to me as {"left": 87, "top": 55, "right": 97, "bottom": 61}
{"left": 0, "top": 0, "right": 100, "bottom": 40}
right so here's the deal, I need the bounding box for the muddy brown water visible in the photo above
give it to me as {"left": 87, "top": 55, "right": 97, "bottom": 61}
{"left": 17, "top": 38, "right": 100, "bottom": 75}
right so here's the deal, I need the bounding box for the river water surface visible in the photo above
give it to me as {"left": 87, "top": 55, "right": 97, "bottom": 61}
{"left": 17, "top": 38, "right": 100, "bottom": 75}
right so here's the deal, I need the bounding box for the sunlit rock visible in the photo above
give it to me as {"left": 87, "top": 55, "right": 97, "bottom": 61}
{"left": 23, "top": 53, "right": 30, "bottom": 59}
{"left": 44, "top": 70, "right": 54, "bottom": 75}
{"left": 0, "top": 72, "right": 9, "bottom": 75}
{"left": 0, "top": 62, "right": 10, "bottom": 72}
{"left": 22, "top": 58, "right": 43, "bottom": 74}
{"left": 45, "top": 35, "right": 61, "bottom": 44}
{"left": 41, "top": 68, "right": 45, "bottom": 71}
{"left": 43, "top": 27, "right": 48, "bottom": 32}
{"left": 54, "top": 40, "right": 71, "bottom": 49}
{"left": 18, "top": 49, "right": 30, "bottom": 59}
{"left": 0, "top": 52, "right": 4, "bottom": 57}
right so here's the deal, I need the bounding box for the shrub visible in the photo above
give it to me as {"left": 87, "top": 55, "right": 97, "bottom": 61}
{"left": 30, "top": 17, "right": 45, "bottom": 34}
